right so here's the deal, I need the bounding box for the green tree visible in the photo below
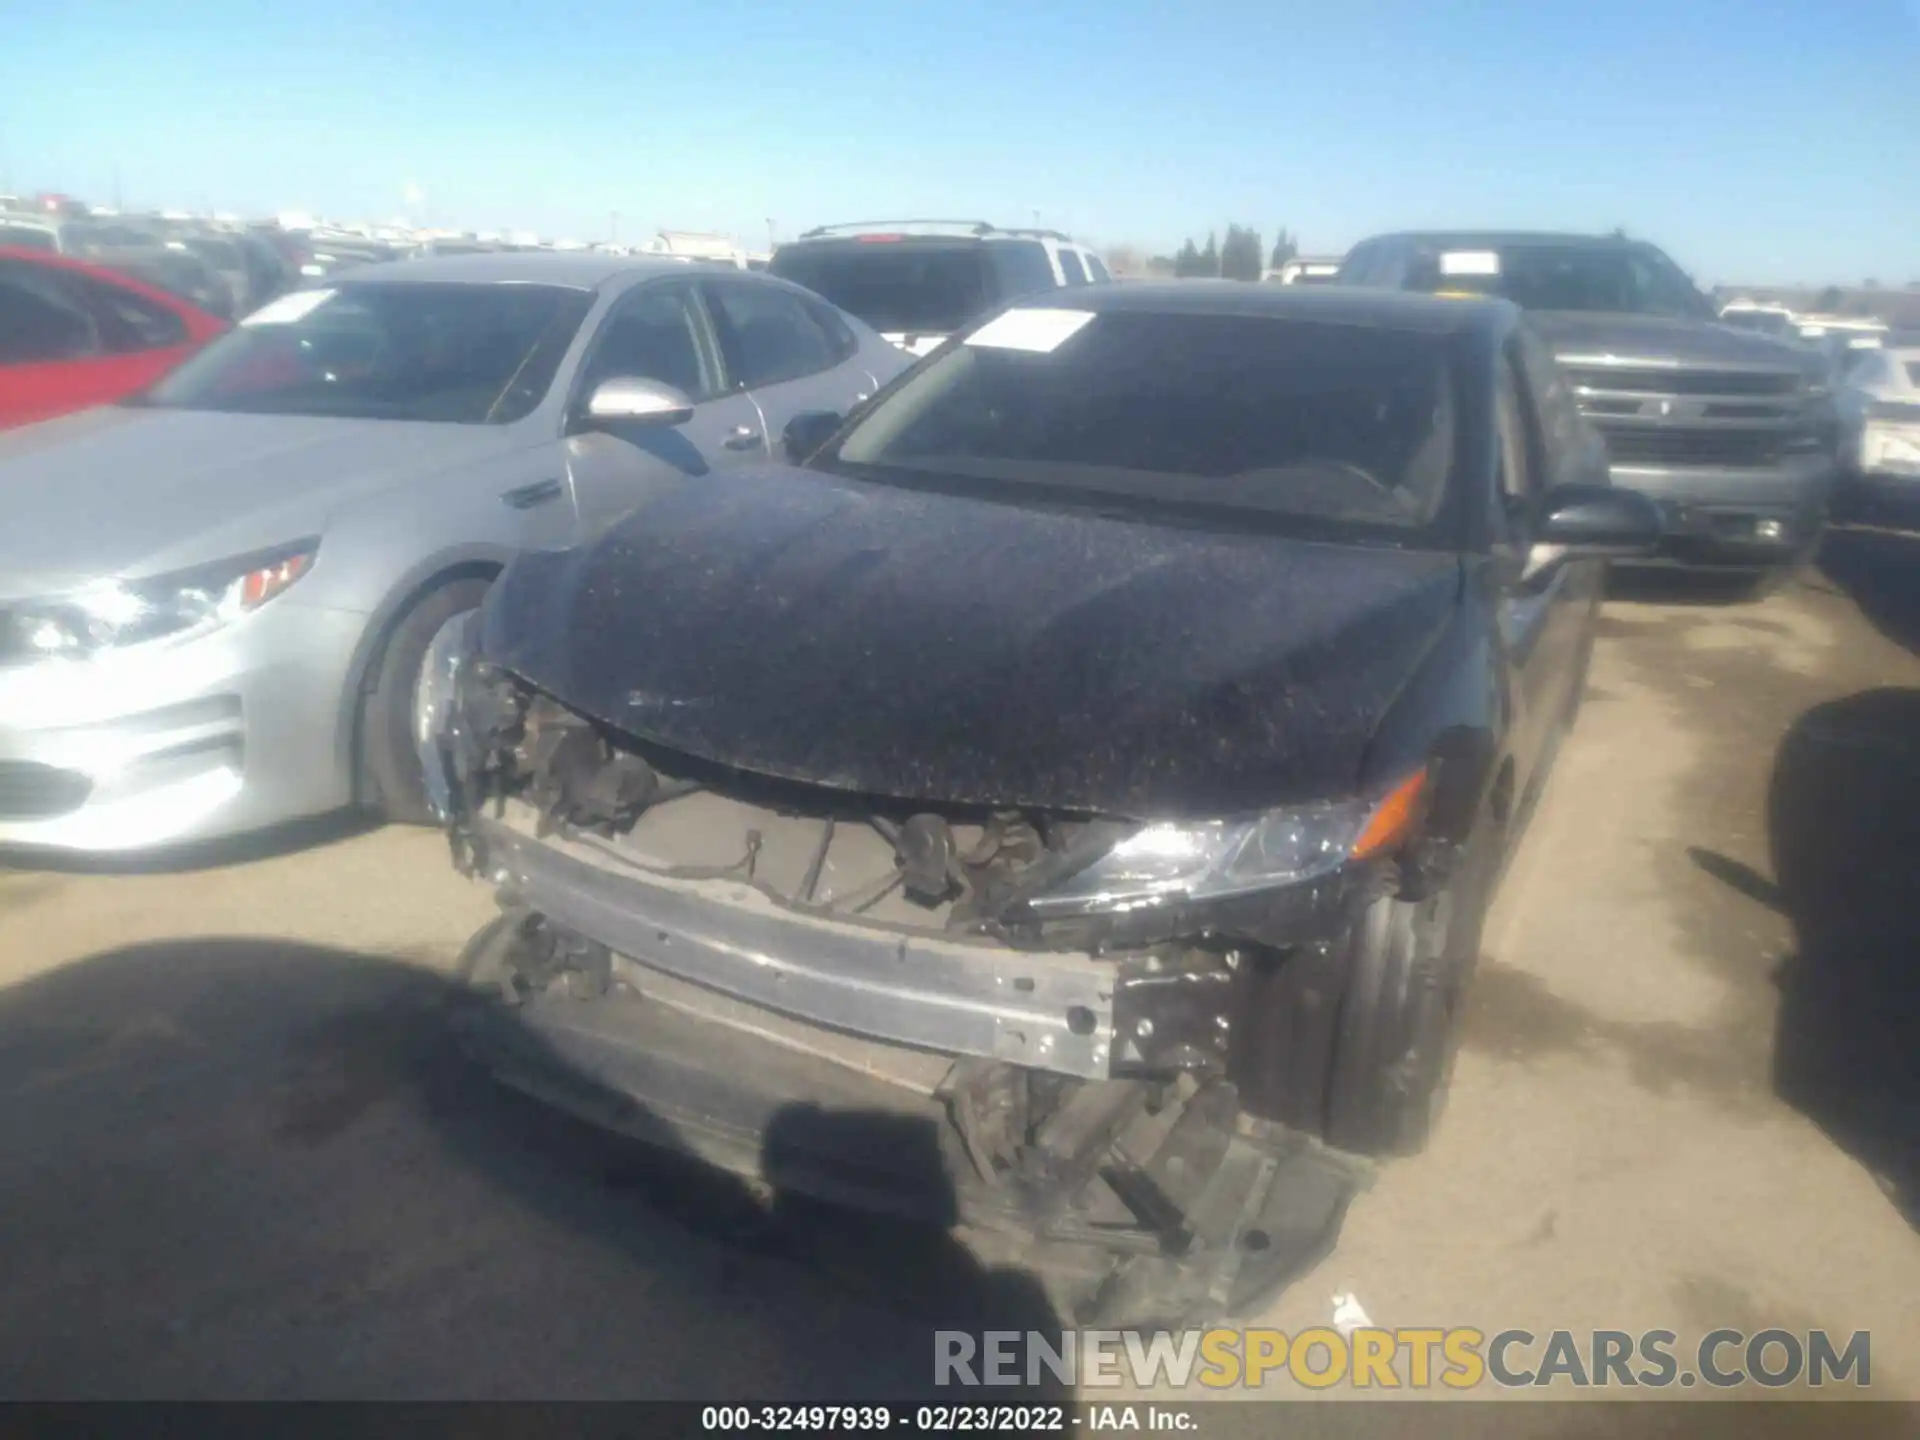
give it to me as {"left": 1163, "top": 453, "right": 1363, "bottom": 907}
{"left": 1199, "top": 232, "right": 1220, "bottom": 277}
{"left": 1173, "top": 238, "right": 1202, "bottom": 277}
{"left": 1221, "top": 224, "right": 1264, "bottom": 281}
{"left": 1814, "top": 285, "right": 1844, "bottom": 312}
{"left": 1268, "top": 228, "right": 1298, "bottom": 271}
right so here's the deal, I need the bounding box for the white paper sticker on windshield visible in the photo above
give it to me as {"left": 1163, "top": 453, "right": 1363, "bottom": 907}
{"left": 241, "top": 288, "right": 337, "bottom": 326}
{"left": 1439, "top": 250, "right": 1501, "bottom": 277}
{"left": 965, "top": 308, "right": 1096, "bottom": 354}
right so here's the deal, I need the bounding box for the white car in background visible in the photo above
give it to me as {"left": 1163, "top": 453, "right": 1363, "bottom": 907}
{"left": 1834, "top": 343, "right": 1920, "bottom": 528}
{"left": 1266, "top": 256, "right": 1344, "bottom": 285}
{"left": 1717, "top": 299, "right": 1800, "bottom": 342}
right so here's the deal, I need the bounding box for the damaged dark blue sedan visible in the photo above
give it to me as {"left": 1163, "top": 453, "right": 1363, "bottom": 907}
{"left": 433, "top": 283, "right": 1661, "bottom": 1323}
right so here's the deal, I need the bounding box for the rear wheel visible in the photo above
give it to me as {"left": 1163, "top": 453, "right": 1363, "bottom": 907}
{"left": 361, "top": 577, "right": 492, "bottom": 826}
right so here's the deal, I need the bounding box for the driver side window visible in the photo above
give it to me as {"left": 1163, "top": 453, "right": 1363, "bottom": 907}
{"left": 579, "top": 283, "right": 718, "bottom": 402}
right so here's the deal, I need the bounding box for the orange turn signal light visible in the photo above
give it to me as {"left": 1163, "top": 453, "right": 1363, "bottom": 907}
{"left": 1350, "top": 767, "right": 1429, "bottom": 860}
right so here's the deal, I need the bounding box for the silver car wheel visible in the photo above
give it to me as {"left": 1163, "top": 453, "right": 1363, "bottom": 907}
{"left": 412, "top": 609, "right": 475, "bottom": 820}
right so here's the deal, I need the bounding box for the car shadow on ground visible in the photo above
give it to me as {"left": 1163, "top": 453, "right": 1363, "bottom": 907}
{"left": 1689, "top": 684, "right": 1920, "bottom": 1231}
{"left": 1604, "top": 566, "right": 1767, "bottom": 607}
{"left": 0, "top": 938, "right": 1064, "bottom": 1399}
{"left": 1814, "top": 526, "right": 1920, "bottom": 655}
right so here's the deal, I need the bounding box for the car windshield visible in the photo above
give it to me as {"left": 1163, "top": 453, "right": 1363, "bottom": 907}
{"left": 1419, "top": 244, "right": 1712, "bottom": 319}
{"left": 142, "top": 281, "right": 593, "bottom": 423}
{"left": 773, "top": 243, "right": 989, "bottom": 334}
{"left": 829, "top": 308, "right": 1457, "bottom": 532}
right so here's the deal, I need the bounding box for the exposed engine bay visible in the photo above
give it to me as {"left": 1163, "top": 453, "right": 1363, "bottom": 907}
{"left": 449, "top": 670, "right": 1144, "bottom": 937}
{"left": 440, "top": 656, "right": 1375, "bottom": 1324}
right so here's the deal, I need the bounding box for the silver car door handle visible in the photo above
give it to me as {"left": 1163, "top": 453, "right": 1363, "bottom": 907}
{"left": 502, "top": 478, "right": 565, "bottom": 509}
{"left": 722, "top": 424, "right": 762, "bottom": 451}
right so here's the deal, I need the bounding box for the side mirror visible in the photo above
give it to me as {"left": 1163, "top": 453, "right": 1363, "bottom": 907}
{"left": 575, "top": 377, "right": 695, "bottom": 432}
{"left": 782, "top": 409, "right": 844, "bottom": 464}
{"left": 1534, "top": 483, "right": 1664, "bottom": 557}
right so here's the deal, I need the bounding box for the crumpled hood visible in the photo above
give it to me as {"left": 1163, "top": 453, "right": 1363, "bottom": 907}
{"left": 481, "top": 465, "right": 1463, "bottom": 818}
{"left": 1530, "top": 311, "right": 1822, "bottom": 375}
{"left": 0, "top": 406, "right": 522, "bottom": 600}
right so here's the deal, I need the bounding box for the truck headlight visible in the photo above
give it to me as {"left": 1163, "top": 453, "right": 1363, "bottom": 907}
{"left": 1022, "top": 769, "right": 1428, "bottom": 918}
{"left": 6, "top": 541, "right": 318, "bottom": 659}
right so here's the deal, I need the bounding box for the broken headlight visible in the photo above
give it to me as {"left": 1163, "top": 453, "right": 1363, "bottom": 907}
{"left": 5, "top": 542, "right": 318, "bottom": 659}
{"left": 1022, "top": 769, "right": 1427, "bottom": 918}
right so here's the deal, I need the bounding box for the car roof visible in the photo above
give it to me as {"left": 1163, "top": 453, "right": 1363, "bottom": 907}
{"left": 337, "top": 250, "right": 701, "bottom": 289}
{"left": 1024, "top": 279, "right": 1516, "bottom": 336}
{"left": 1362, "top": 230, "right": 1641, "bottom": 252}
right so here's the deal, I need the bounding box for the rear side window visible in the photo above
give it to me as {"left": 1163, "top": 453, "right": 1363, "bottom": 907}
{"left": 772, "top": 242, "right": 993, "bottom": 335}
{"left": 1086, "top": 253, "right": 1112, "bottom": 283}
{"left": 82, "top": 275, "right": 189, "bottom": 353}
{"left": 705, "top": 279, "right": 839, "bottom": 387}
{"left": 986, "top": 241, "right": 1057, "bottom": 304}
{"left": 1057, "top": 249, "right": 1089, "bottom": 286}
{"left": 0, "top": 260, "right": 99, "bottom": 363}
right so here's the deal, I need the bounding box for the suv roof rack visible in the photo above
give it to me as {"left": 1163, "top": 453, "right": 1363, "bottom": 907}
{"left": 797, "top": 219, "right": 996, "bottom": 240}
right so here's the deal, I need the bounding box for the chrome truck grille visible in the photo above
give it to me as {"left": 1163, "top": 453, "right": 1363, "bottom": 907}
{"left": 1559, "top": 360, "right": 1821, "bottom": 471}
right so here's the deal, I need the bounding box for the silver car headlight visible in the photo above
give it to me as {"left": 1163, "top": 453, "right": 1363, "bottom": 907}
{"left": 5, "top": 541, "right": 318, "bottom": 659}
{"left": 1022, "top": 769, "right": 1428, "bottom": 918}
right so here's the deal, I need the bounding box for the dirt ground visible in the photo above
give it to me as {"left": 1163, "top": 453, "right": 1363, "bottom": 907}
{"left": 2, "top": 531, "right": 1917, "bottom": 1403}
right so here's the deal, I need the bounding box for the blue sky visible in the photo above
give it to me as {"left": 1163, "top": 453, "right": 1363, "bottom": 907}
{"left": 3, "top": 0, "right": 1917, "bottom": 283}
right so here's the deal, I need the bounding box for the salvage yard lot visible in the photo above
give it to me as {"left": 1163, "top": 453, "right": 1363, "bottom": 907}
{"left": 2, "top": 532, "right": 1918, "bottom": 1400}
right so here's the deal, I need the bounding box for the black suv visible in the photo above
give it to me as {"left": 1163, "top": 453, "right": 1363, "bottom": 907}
{"left": 1340, "top": 231, "right": 1837, "bottom": 576}
{"left": 770, "top": 220, "right": 1109, "bottom": 358}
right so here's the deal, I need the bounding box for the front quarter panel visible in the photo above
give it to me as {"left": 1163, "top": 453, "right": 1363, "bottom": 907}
{"left": 302, "top": 425, "right": 573, "bottom": 791}
{"left": 1358, "top": 590, "right": 1505, "bottom": 872}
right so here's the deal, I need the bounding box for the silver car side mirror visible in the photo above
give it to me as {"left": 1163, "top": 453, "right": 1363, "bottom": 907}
{"left": 580, "top": 377, "right": 695, "bottom": 430}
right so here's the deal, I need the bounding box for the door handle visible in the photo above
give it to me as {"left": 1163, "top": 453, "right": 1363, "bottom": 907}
{"left": 722, "top": 424, "right": 762, "bottom": 451}
{"left": 502, "top": 478, "right": 565, "bottom": 510}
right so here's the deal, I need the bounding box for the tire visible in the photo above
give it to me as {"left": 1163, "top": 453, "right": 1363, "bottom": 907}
{"left": 361, "top": 576, "right": 492, "bottom": 826}
{"left": 1322, "top": 830, "right": 1499, "bottom": 1157}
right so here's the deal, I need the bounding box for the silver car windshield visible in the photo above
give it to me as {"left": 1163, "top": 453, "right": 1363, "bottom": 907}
{"left": 143, "top": 281, "right": 594, "bottom": 424}
{"left": 831, "top": 309, "right": 1458, "bottom": 529}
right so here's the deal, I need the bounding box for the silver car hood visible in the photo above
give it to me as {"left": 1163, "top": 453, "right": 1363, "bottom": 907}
{"left": 0, "top": 406, "right": 525, "bottom": 601}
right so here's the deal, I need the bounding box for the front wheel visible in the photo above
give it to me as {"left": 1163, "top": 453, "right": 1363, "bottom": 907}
{"left": 361, "top": 577, "right": 492, "bottom": 826}
{"left": 1322, "top": 837, "right": 1498, "bottom": 1157}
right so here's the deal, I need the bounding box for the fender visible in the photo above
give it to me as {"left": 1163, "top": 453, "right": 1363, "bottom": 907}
{"left": 1356, "top": 592, "right": 1507, "bottom": 889}
{"left": 331, "top": 541, "right": 519, "bottom": 799}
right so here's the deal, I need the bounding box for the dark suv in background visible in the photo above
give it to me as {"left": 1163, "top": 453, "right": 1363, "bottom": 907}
{"left": 1340, "top": 231, "right": 1837, "bottom": 578}
{"left": 770, "top": 221, "right": 1108, "bottom": 358}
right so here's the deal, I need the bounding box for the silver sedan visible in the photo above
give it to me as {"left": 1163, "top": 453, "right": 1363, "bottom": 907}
{"left": 0, "top": 252, "right": 909, "bottom": 852}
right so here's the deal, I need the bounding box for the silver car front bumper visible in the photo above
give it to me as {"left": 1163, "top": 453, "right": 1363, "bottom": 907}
{"left": 0, "top": 602, "right": 364, "bottom": 851}
{"left": 470, "top": 808, "right": 1119, "bottom": 1079}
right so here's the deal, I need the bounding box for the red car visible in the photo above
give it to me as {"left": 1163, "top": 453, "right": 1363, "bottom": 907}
{"left": 0, "top": 247, "right": 229, "bottom": 430}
